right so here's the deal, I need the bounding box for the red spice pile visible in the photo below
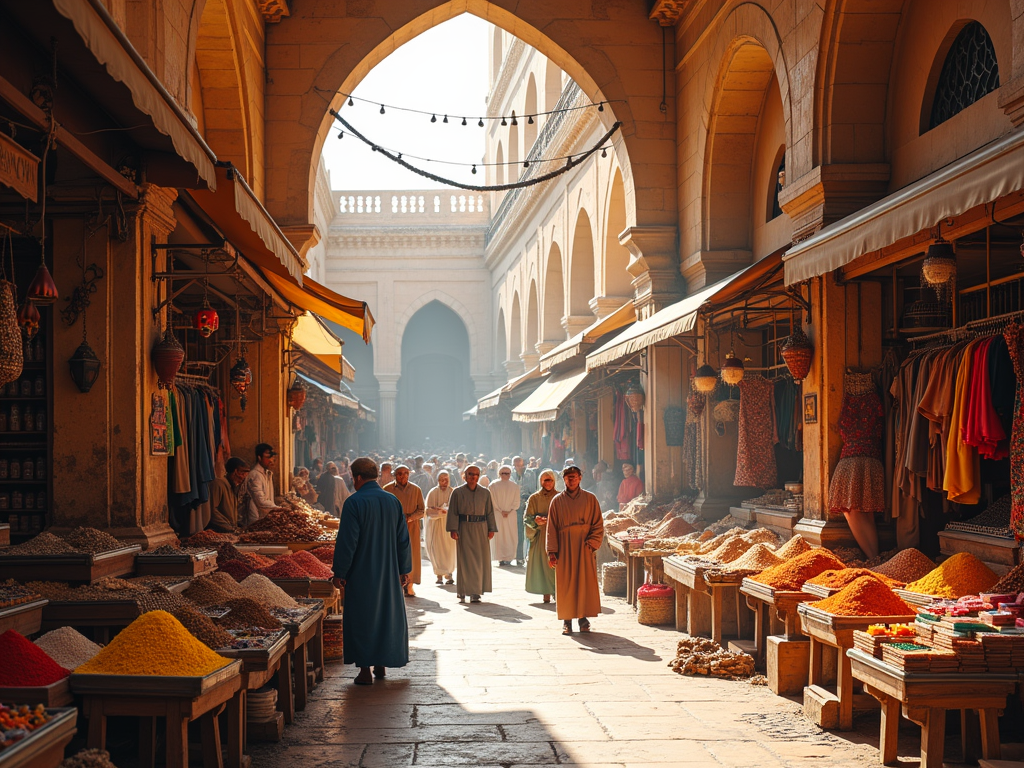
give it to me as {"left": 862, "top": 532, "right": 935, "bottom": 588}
{"left": 310, "top": 545, "right": 335, "bottom": 564}
{"left": 805, "top": 568, "right": 904, "bottom": 590}
{"left": 241, "top": 552, "right": 274, "bottom": 569}
{"left": 186, "top": 530, "right": 234, "bottom": 547}
{"left": 218, "top": 559, "right": 255, "bottom": 582}
{"left": 751, "top": 549, "right": 846, "bottom": 591}
{"left": 290, "top": 551, "right": 333, "bottom": 580}
{"left": 808, "top": 576, "right": 914, "bottom": 617}
{"left": 259, "top": 558, "right": 309, "bottom": 579}
{"left": 0, "top": 630, "right": 70, "bottom": 685}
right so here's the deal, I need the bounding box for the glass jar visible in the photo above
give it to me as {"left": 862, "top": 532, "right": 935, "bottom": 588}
{"left": 33, "top": 377, "right": 44, "bottom": 397}
{"left": 23, "top": 493, "right": 32, "bottom": 510}
{"left": 0, "top": 493, "right": 8, "bottom": 510}
{"left": 35, "top": 458, "right": 45, "bottom": 480}
{"left": 8, "top": 514, "right": 18, "bottom": 531}
{"left": 5, "top": 380, "right": 16, "bottom": 396}
{"left": 22, "top": 459, "right": 32, "bottom": 481}
{"left": 21, "top": 406, "right": 32, "bottom": 432}
{"left": 10, "top": 460, "right": 20, "bottom": 480}
{"left": 33, "top": 338, "right": 44, "bottom": 363}
{"left": 0, "top": 459, "right": 7, "bottom": 479}
{"left": 11, "top": 491, "right": 23, "bottom": 510}
{"left": 0, "top": 411, "right": 6, "bottom": 432}
{"left": 19, "top": 378, "right": 30, "bottom": 397}
{"left": 9, "top": 403, "right": 19, "bottom": 431}
{"left": 36, "top": 491, "right": 46, "bottom": 510}
{"left": 35, "top": 411, "right": 44, "bottom": 432}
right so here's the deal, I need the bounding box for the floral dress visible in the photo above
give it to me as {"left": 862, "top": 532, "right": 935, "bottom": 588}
{"left": 828, "top": 389, "right": 885, "bottom": 515}
{"left": 1004, "top": 322, "right": 1024, "bottom": 538}
{"left": 734, "top": 377, "right": 777, "bottom": 489}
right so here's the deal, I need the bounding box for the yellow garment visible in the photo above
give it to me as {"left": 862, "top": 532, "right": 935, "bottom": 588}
{"left": 943, "top": 341, "right": 981, "bottom": 504}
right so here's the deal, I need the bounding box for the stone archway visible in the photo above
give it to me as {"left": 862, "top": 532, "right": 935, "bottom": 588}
{"left": 541, "top": 242, "right": 565, "bottom": 351}
{"left": 567, "top": 209, "right": 596, "bottom": 335}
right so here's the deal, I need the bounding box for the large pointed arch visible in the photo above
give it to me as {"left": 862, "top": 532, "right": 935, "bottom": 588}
{"left": 395, "top": 289, "right": 481, "bottom": 375}
{"left": 604, "top": 169, "right": 631, "bottom": 299}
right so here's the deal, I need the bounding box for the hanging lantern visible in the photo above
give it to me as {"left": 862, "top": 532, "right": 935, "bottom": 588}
{"left": 780, "top": 327, "right": 813, "bottom": 383}
{"left": 720, "top": 352, "right": 745, "bottom": 385}
{"left": 68, "top": 340, "right": 101, "bottom": 393}
{"left": 193, "top": 306, "right": 219, "bottom": 338}
{"left": 288, "top": 377, "right": 307, "bottom": 410}
{"left": 623, "top": 381, "right": 645, "bottom": 412}
{"left": 693, "top": 363, "right": 718, "bottom": 394}
{"left": 921, "top": 240, "right": 956, "bottom": 300}
{"left": 230, "top": 355, "right": 252, "bottom": 411}
{"left": 26, "top": 264, "right": 58, "bottom": 305}
{"left": 151, "top": 328, "right": 184, "bottom": 388}
{"left": 17, "top": 300, "right": 39, "bottom": 339}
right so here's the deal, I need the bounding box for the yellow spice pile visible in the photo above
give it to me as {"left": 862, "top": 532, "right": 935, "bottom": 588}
{"left": 774, "top": 535, "right": 810, "bottom": 560}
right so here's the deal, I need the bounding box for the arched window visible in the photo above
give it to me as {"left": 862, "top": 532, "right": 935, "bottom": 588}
{"left": 768, "top": 149, "right": 785, "bottom": 221}
{"left": 928, "top": 22, "right": 999, "bottom": 130}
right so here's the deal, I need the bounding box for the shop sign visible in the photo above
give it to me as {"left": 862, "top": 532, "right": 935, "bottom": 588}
{"left": 0, "top": 133, "right": 38, "bottom": 203}
{"left": 803, "top": 393, "right": 818, "bottom": 424}
{"left": 150, "top": 392, "right": 169, "bottom": 456}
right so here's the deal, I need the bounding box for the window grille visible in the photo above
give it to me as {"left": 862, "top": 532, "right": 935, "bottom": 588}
{"left": 929, "top": 22, "right": 999, "bottom": 130}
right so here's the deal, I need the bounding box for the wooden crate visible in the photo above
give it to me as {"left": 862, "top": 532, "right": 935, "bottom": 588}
{"left": 134, "top": 550, "right": 217, "bottom": 578}
{"left": 0, "top": 523, "right": 9, "bottom": 548}
{"left": 69, "top": 659, "right": 242, "bottom": 698}
{"left": 0, "top": 678, "right": 73, "bottom": 708}
{"left": 0, "top": 707, "right": 77, "bottom": 768}
{"left": 0, "top": 598, "right": 47, "bottom": 636}
{"left": 0, "top": 546, "right": 141, "bottom": 584}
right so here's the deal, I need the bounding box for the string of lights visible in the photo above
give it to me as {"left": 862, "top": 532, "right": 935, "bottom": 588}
{"left": 314, "top": 85, "right": 617, "bottom": 127}
{"left": 329, "top": 109, "right": 621, "bottom": 192}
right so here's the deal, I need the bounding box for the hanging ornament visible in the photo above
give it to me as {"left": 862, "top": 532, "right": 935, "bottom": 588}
{"left": 152, "top": 328, "right": 184, "bottom": 388}
{"left": 623, "top": 381, "right": 645, "bottom": 412}
{"left": 921, "top": 240, "right": 956, "bottom": 301}
{"left": 287, "top": 377, "right": 307, "bottom": 410}
{"left": 68, "top": 341, "right": 101, "bottom": 393}
{"left": 687, "top": 391, "right": 705, "bottom": 418}
{"left": 720, "top": 352, "right": 745, "bottom": 385}
{"left": 193, "top": 306, "right": 219, "bottom": 338}
{"left": 693, "top": 363, "right": 718, "bottom": 394}
{"left": 780, "top": 327, "right": 813, "bottom": 383}
{"left": 26, "top": 263, "right": 58, "bottom": 305}
{"left": 17, "top": 300, "right": 40, "bottom": 339}
{"left": 230, "top": 355, "right": 253, "bottom": 411}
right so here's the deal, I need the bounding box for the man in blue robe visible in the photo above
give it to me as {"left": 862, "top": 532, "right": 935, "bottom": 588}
{"left": 331, "top": 457, "right": 412, "bottom": 686}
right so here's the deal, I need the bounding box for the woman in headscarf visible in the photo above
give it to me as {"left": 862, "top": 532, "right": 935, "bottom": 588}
{"left": 424, "top": 469, "right": 457, "bottom": 584}
{"left": 524, "top": 468, "right": 558, "bottom": 602}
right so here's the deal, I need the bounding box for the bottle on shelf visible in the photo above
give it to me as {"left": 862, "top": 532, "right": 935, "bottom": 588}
{"left": 0, "top": 411, "right": 6, "bottom": 432}
{"left": 5, "top": 381, "right": 16, "bottom": 396}
{"left": 9, "top": 460, "right": 19, "bottom": 480}
{"left": 35, "top": 457, "right": 45, "bottom": 480}
{"left": 23, "top": 493, "right": 32, "bottom": 510}
{"left": 35, "top": 410, "right": 44, "bottom": 432}
{"left": 36, "top": 490, "right": 45, "bottom": 510}
{"left": 21, "top": 406, "right": 32, "bottom": 433}
{"left": 18, "top": 378, "right": 30, "bottom": 397}
{"left": 22, "top": 458, "right": 32, "bottom": 481}
{"left": 0, "top": 493, "right": 8, "bottom": 510}
{"left": 0, "top": 459, "right": 7, "bottom": 479}
{"left": 9, "top": 403, "right": 19, "bottom": 431}
{"left": 33, "top": 377, "right": 44, "bottom": 397}
{"left": 11, "top": 491, "right": 22, "bottom": 509}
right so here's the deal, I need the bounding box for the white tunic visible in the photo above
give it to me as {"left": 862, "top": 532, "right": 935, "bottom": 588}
{"left": 424, "top": 485, "right": 457, "bottom": 576}
{"left": 487, "top": 478, "right": 520, "bottom": 561}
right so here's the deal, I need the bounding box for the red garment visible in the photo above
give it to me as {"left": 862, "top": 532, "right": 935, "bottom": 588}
{"left": 613, "top": 391, "right": 631, "bottom": 461}
{"left": 1004, "top": 322, "right": 1024, "bottom": 539}
{"left": 963, "top": 338, "right": 1008, "bottom": 459}
{"left": 829, "top": 388, "right": 885, "bottom": 515}
{"left": 838, "top": 391, "right": 883, "bottom": 459}
{"left": 734, "top": 377, "right": 777, "bottom": 488}
{"left": 617, "top": 475, "right": 644, "bottom": 504}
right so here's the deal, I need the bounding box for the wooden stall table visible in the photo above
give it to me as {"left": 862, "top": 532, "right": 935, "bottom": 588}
{"left": 0, "top": 707, "right": 77, "bottom": 768}
{"left": 275, "top": 601, "right": 325, "bottom": 715}
{"left": 607, "top": 537, "right": 642, "bottom": 606}
{"left": 0, "top": 678, "right": 73, "bottom": 708}
{"left": 848, "top": 648, "right": 1016, "bottom": 767}
{"left": 217, "top": 630, "right": 289, "bottom": 745}
{"left": 741, "top": 579, "right": 810, "bottom": 693}
{"left": 797, "top": 605, "right": 914, "bottom": 730}
{"left": 662, "top": 556, "right": 709, "bottom": 636}
{"left": 0, "top": 546, "right": 140, "bottom": 584}
{"left": 703, "top": 570, "right": 754, "bottom": 648}
{"left": 135, "top": 549, "right": 217, "bottom": 578}
{"left": 0, "top": 598, "right": 47, "bottom": 636}
{"left": 71, "top": 661, "right": 244, "bottom": 768}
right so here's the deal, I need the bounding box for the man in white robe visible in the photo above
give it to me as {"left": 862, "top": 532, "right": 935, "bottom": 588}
{"left": 488, "top": 465, "right": 520, "bottom": 565}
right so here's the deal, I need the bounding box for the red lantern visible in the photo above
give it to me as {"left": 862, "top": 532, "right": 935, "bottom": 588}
{"left": 27, "top": 264, "right": 58, "bottom": 305}
{"left": 17, "top": 300, "right": 39, "bottom": 338}
{"left": 780, "top": 327, "right": 813, "bottom": 383}
{"left": 152, "top": 329, "right": 184, "bottom": 388}
{"left": 288, "top": 378, "right": 306, "bottom": 410}
{"left": 193, "top": 307, "right": 219, "bottom": 337}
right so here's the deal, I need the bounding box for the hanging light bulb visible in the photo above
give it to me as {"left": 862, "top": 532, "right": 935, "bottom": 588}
{"left": 478, "top": 118, "right": 484, "bottom": 127}
{"left": 462, "top": 117, "right": 467, "bottom": 126}
{"left": 430, "top": 114, "right": 437, "bottom": 123}
{"left": 598, "top": 102, "right": 605, "bottom": 111}
{"left": 17, "top": 300, "right": 39, "bottom": 339}
{"left": 501, "top": 116, "right": 507, "bottom": 126}
{"left": 720, "top": 352, "right": 745, "bottom": 385}
{"left": 337, "top": 130, "right": 344, "bottom": 140}
{"left": 601, "top": 148, "right": 608, "bottom": 158}
{"left": 693, "top": 363, "right": 718, "bottom": 394}
{"left": 230, "top": 354, "right": 252, "bottom": 412}
{"left": 379, "top": 104, "right": 385, "bottom": 114}
{"left": 443, "top": 115, "right": 449, "bottom": 124}
{"left": 347, "top": 96, "right": 354, "bottom": 107}
{"left": 471, "top": 165, "right": 477, "bottom": 175}
{"left": 528, "top": 115, "right": 534, "bottom": 125}
{"left": 510, "top": 111, "right": 518, "bottom": 126}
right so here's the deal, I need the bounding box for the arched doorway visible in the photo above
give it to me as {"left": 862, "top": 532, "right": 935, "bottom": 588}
{"left": 397, "top": 301, "right": 475, "bottom": 450}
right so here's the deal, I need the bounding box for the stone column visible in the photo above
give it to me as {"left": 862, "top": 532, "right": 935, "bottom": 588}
{"left": 376, "top": 374, "right": 399, "bottom": 449}
{"left": 504, "top": 359, "right": 525, "bottom": 377}
{"left": 619, "top": 225, "right": 681, "bottom": 318}
{"left": 561, "top": 314, "right": 593, "bottom": 337}
{"left": 590, "top": 296, "right": 630, "bottom": 319}
{"left": 520, "top": 351, "right": 540, "bottom": 370}
{"left": 643, "top": 344, "right": 685, "bottom": 500}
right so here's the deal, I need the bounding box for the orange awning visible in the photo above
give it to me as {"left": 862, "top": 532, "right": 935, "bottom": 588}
{"left": 264, "top": 272, "right": 374, "bottom": 344}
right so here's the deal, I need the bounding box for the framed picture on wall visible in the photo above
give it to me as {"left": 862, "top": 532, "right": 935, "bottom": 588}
{"left": 803, "top": 393, "right": 818, "bottom": 424}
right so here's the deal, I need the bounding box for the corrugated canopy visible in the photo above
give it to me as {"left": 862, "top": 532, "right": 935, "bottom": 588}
{"left": 512, "top": 368, "right": 590, "bottom": 423}
{"left": 540, "top": 301, "right": 636, "bottom": 373}
{"left": 296, "top": 371, "right": 358, "bottom": 410}
{"left": 477, "top": 367, "right": 541, "bottom": 411}
{"left": 784, "top": 129, "right": 1024, "bottom": 285}
{"left": 264, "top": 271, "right": 374, "bottom": 344}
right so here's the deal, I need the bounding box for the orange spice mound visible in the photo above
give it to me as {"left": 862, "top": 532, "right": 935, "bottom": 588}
{"left": 750, "top": 548, "right": 846, "bottom": 591}
{"left": 903, "top": 552, "right": 998, "bottom": 598}
{"left": 808, "top": 576, "right": 914, "bottom": 617}
{"left": 805, "top": 568, "right": 904, "bottom": 590}
{"left": 774, "top": 535, "right": 811, "bottom": 560}
{"left": 723, "top": 543, "right": 783, "bottom": 574}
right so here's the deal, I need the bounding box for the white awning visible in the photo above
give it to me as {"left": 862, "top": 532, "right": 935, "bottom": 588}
{"left": 477, "top": 366, "right": 541, "bottom": 411}
{"left": 784, "top": 128, "right": 1024, "bottom": 285}
{"left": 463, "top": 405, "right": 478, "bottom": 421}
{"left": 512, "top": 368, "right": 589, "bottom": 423}
{"left": 296, "top": 372, "right": 359, "bottom": 410}
{"left": 539, "top": 301, "right": 635, "bottom": 373}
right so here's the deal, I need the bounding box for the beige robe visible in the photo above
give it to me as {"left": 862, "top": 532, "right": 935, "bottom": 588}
{"left": 384, "top": 481, "right": 425, "bottom": 585}
{"left": 445, "top": 484, "right": 497, "bottom": 598}
{"left": 487, "top": 478, "right": 520, "bottom": 562}
{"left": 424, "top": 485, "right": 457, "bottom": 577}
{"left": 545, "top": 488, "right": 604, "bottom": 620}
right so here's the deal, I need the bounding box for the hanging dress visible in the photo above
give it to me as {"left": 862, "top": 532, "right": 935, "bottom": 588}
{"left": 1004, "top": 321, "right": 1024, "bottom": 538}
{"left": 734, "top": 376, "right": 777, "bottom": 489}
{"left": 828, "top": 388, "right": 885, "bottom": 515}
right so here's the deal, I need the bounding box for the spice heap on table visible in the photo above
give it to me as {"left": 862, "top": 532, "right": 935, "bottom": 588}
{"left": 870, "top": 548, "right": 935, "bottom": 583}
{"left": 0, "top": 580, "right": 41, "bottom": 608}
{"left": 33, "top": 627, "right": 102, "bottom": 671}
{"left": 903, "top": 552, "right": 998, "bottom": 598}
{"left": 0, "top": 629, "right": 70, "bottom": 684}
{"left": 749, "top": 549, "right": 846, "bottom": 591}
{"left": 805, "top": 568, "right": 904, "bottom": 591}
{"left": 806, "top": 577, "right": 913, "bottom": 616}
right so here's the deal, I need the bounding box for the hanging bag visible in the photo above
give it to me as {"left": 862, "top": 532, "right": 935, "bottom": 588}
{"left": 0, "top": 234, "right": 23, "bottom": 386}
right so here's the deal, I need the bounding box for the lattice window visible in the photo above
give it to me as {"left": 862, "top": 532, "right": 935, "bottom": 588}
{"left": 929, "top": 22, "right": 1000, "bottom": 130}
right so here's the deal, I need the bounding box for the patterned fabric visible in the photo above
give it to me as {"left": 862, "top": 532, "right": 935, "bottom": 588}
{"left": 1004, "top": 321, "right": 1024, "bottom": 539}
{"left": 734, "top": 377, "right": 777, "bottom": 489}
{"left": 830, "top": 387, "right": 886, "bottom": 515}
{"left": 838, "top": 391, "right": 883, "bottom": 459}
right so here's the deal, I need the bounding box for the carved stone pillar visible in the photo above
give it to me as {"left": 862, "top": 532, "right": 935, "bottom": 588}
{"left": 520, "top": 351, "right": 540, "bottom": 371}
{"left": 619, "top": 225, "right": 681, "bottom": 318}
{"left": 377, "top": 374, "right": 399, "bottom": 449}
{"left": 504, "top": 359, "right": 525, "bottom": 377}
{"left": 561, "top": 314, "right": 593, "bottom": 337}
{"left": 590, "top": 296, "right": 630, "bottom": 319}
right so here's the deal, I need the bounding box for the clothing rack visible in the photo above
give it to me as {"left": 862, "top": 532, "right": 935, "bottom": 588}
{"left": 909, "top": 309, "right": 1024, "bottom": 346}
{"left": 175, "top": 372, "right": 212, "bottom": 386}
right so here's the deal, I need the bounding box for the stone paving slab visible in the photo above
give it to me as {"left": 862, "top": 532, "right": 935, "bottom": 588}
{"left": 248, "top": 555, "right": 936, "bottom": 767}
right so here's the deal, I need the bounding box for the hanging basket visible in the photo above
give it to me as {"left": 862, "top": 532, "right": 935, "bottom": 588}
{"left": 693, "top": 364, "right": 718, "bottom": 394}
{"left": 780, "top": 327, "right": 813, "bottom": 382}
{"left": 637, "top": 582, "right": 675, "bottom": 625}
{"left": 0, "top": 281, "right": 23, "bottom": 387}
{"left": 721, "top": 354, "right": 745, "bottom": 385}
{"left": 152, "top": 328, "right": 184, "bottom": 388}
{"left": 288, "top": 379, "right": 307, "bottom": 410}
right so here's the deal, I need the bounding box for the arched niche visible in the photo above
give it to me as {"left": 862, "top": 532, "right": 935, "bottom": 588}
{"left": 525, "top": 281, "right": 539, "bottom": 356}
{"left": 524, "top": 74, "right": 538, "bottom": 152}
{"left": 542, "top": 242, "right": 565, "bottom": 342}
{"left": 604, "top": 169, "right": 632, "bottom": 300}
{"left": 569, "top": 209, "right": 596, "bottom": 318}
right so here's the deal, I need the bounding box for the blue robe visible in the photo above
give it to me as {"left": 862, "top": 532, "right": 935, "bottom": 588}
{"left": 332, "top": 481, "right": 412, "bottom": 668}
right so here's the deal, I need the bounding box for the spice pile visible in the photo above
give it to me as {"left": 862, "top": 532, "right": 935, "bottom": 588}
{"left": 238, "top": 574, "right": 300, "bottom": 608}
{"left": 170, "top": 607, "right": 234, "bottom": 649}
{"left": 140, "top": 544, "right": 213, "bottom": 557}
{"left": 219, "top": 560, "right": 255, "bottom": 581}
{"left": 904, "top": 552, "right": 998, "bottom": 598}
{"left": 872, "top": 548, "right": 935, "bottom": 583}
{"left": 721, "top": 544, "right": 784, "bottom": 574}
{"left": 1, "top": 704, "right": 53, "bottom": 752}
{"left": 75, "top": 611, "right": 232, "bottom": 677}
{"left": 185, "top": 530, "right": 236, "bottom": 547}
{"left": 33, "top": 627, "right": 102, "bottom": 671}
{"left": 990, "top": 560, "right": 1024, "bottom": 594}
{"left": 183, "top": 576, "right": 237, "bottom": 607}
{"left": 61, "top": 528, "right": 128, "bottom": 554}
{"left": 2, "top": 532, "right": 77, "bottom": 556}
{"left": 0, "top": 630, "right": 70, "bottom": 685}
{"left": 807, "top": 577, "right": 914, "bottom": 617}
{"left": 805, "top": 568, "right": 903, "bottom": 591}
{"left": 750, "top": 549, "right": 846, "bottom": 591}
{"left": 59, "top": 749, "right": 119, "bottom": 768}
{"left": 2, "top": 528, "right": 130, "bottom": 557}
{"left": 774, "top": 535, "right": 811, "bottom": 560}
{"left": 0, "top": 581, "right": 41, "bottom": 609}
{"left": 238, "top": 509, "right": 332, "bottom": 543}
{"left": 669, "top": 637, "right": 755, "bottom": 680}
{"left": 259, "top": 558, "right": 309, "bottom": 579}
{"left": 215, "top": 598, "right": 282, "bottom": 630}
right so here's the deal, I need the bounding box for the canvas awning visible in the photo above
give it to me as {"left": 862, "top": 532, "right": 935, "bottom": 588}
{"left": 292, "top": 313, "right": 349, "bottom": 377}
{"left": 463, "top": 405, "right": 478, "bottom": 421}
{"left": 586, "top": 253, "right": 783, "bottom": 371}
{"left": 784, "top": 129, "right": 1024, "bottom": 285}
{"left": 296, "top": 371, "right": 359, "bottom": 410}
{"left": 477, "top": 367, "right": 541, "bottom": 411}
{"left": 539, "top": 301, "right": 636, "bottom": 373}
{"left": 512, "top": 368, "right": 590, "bottom": 423}
{"left": 263, "top": 271, "right": 374, "bottom": 344}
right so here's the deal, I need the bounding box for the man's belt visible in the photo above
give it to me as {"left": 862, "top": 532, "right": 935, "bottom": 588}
{"left": 458, "top": 514, "right": 487, "bottom": 522}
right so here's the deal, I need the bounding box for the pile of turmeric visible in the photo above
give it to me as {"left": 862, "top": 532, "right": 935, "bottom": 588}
{"left": 903, "top": 552, "right": 998, "bottom": 599}
{"left": 749, "top": 548, "right": 845, "bottom": 591}
{"left": 774, "top": 535, "right": 811, "bottom": 560}
{"left": 805, "top": 568, "right": 904, "bottom": 591}
{"left": 807, "top": 576, "right": 914, "bottom": 617}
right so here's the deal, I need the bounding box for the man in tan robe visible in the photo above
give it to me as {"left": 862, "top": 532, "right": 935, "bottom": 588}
{"left": 384, "top": 465, "right": 425, "bottom": 597}
{"left": 445, "top": 465, "right": 496, "bottom": 603}
{"left": 546, "top": 465, "right": 604, "bottom": 635}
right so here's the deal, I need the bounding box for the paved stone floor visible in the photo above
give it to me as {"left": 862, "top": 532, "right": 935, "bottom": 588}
{"left": 250, "top": 555, "right": 968, "bottom": 767}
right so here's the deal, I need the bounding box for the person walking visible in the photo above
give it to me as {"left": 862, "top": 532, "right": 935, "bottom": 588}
{"left": 546, "top": 465, "right": 604, "bottom": 634}
{"left": 331, "top": 458, "right": 412, "bottom": 686}
{"left": 524, "top": 469, "right": 558, "bottom": 603}
{"left": 384, "top": 465, "right": 425, "bottom": 597}
{"left": 512, "top": 455, "right": 536, "bottom": 566}
{"left": 446, "top": 464, "right": 496, "bottom": 603}
{"left": 488, "top": 465, "right": 520, "bottom": 566}
{"left": 316, "top": 461, "right": 350, "bottom": 517}
{"left": 424, "top": 469, "right": 456, "bottom": 584}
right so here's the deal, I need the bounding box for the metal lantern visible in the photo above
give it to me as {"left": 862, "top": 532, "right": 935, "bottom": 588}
{"left": 151, "top": 328, "right": 184, "bottom": 388}
{"left": 193, "top": 306, "right": 219, "bottom": 338}
{"left": 693, "top": 363, "right": 718, "bottom": 394}
{"left": 720, "top": 353, "right": 745, "bottom": 385}
{"left": 921, "top": 241, "right": 956, "bottom": 300}
{"left": 26, "top": 264, "right": 58, "bottom": 305}
{"left": 17, "top": 300, "right": 39, "bottom": 339}
{"left": 288, "top": 377, "right": 307, "bottom": 410}
{"left": 230, "top": 355, "right": 252, "bottom": 411}
{"left": 623, "top": 381, "right": 645, "bottom": 412}
{"left": 780, "top": 327, "right": 813, "bottom": 383}
{"left": 68, "top": 341, "right": 101, "bottom": 393}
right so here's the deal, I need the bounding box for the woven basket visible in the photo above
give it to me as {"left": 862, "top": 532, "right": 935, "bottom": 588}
{"left": 0, "top": 281, "right": 22, "bottom": 387}
{"left": 323, "top": 615, "right": 344, "bottom": 661}
{"left": 637, "top": 583, "right": 675, "bottom": 625}
{"left": 602, "top": 561, "right": 627, "bottom": 596}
